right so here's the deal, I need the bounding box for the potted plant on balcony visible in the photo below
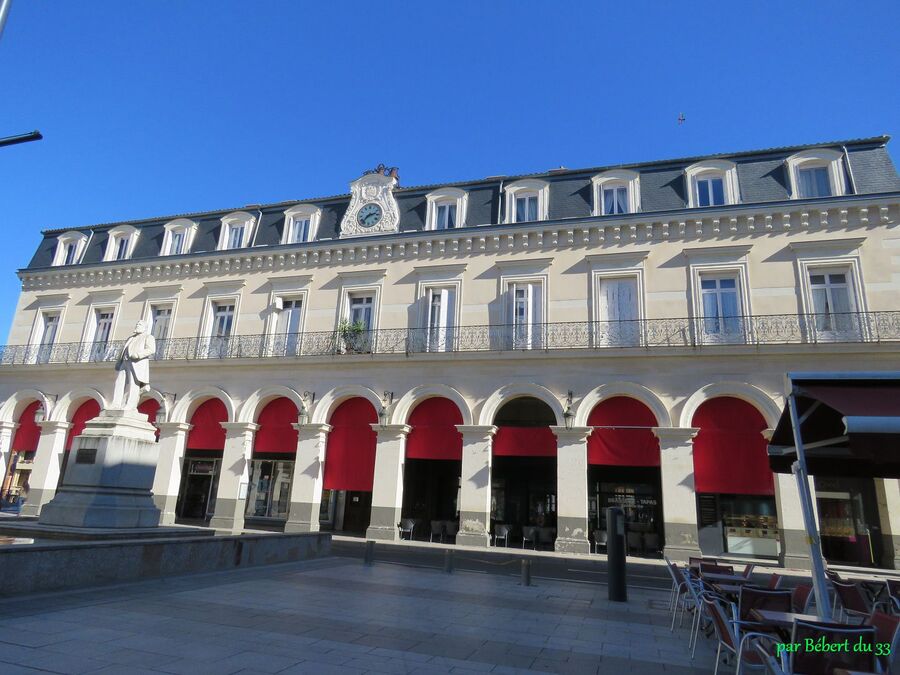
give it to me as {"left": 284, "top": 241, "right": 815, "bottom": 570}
{"left": 337, "top": 319, "right": 368, "bottom": 354}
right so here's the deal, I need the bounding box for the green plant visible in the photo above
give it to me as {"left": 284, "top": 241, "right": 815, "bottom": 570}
{"left": 337, "top": 319, "right": 367, "bottom": 352}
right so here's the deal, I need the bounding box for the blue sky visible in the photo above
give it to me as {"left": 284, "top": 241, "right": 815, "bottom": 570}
{"left": 0, "top": 1, "right": 898, "bottom": 339}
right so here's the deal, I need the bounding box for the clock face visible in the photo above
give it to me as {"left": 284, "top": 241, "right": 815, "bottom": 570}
{"left": 357, "top": 203, "right": 383, "bottom": 228}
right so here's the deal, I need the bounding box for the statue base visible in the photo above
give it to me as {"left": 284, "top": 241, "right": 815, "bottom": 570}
{"left": 39, "top": 408, "right": 162, "bottom": 529}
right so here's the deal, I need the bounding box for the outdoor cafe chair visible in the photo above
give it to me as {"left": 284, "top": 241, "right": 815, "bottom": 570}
{"left": 643, "top": 532, "right": 660, "bottom": 554}
{"left": 791, "top": 583, "right": 814, "bottom": 614}
{"left": 664, "top": 556, "right": 688, "bottom": 618}
{"left": 701, "top": 592, "right": 779, "bottom": 675}
{"left": 626, "top": 531, "right": 642, "bottom": 554}
{"left": 521, "top": 526, "right": 537, "bottom": 549}
{"left": 701, "top": 562, "right": 735, "bottom": 576}
{"left": 493, "top": 523, "right": 510, "bottom": 547}
{"left": 741, "top": 564, "right": 756, "bottom": 578}
{"left": 398, "top": 519, "right": 416, "bottom": 540}
{"left": 429, "top": 520, "right": 445, "bottom": 543}
{"left": 538, "top": 527, "right": 556, "bottom": 549}
{"left": 735, "top": 586, "right": 793, "bottom": 624}
{"left": 833, "top": 580, "right": 876, "bottom": 623}
{"left": 443, "top": 520, "right": 458, "bottom": 542}
{"left": 787, "top": 620, "right": 876, "bottom": 674}
{"left": 592, "top": 529, "right": 607, "bottom": 553}
{"left": 753, "top": 641, "right": 787, "bottom": 675}
{"left": 866, "top": 609, "right": 899, "bottom": 673}
{"left": 766, "top": 573, "right": 783, "bottom": 590}
{"left": 885, "top": 578, "right": 900, "bottom": 614}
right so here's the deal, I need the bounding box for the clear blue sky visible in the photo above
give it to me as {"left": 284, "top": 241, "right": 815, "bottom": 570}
{"left": 0, "top": 1, "right": 898, "bottom": 340}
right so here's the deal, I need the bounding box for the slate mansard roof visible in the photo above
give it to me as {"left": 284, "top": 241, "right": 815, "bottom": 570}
{"left": 25, "top": 136, "right": 900, "bottom": 271}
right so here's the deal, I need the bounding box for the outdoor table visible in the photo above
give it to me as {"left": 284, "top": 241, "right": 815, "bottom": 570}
{"left": 701, "top": 572, "right": 753, "bottom": 585}
{"left": 749, "top": 609, "right": 822, "bottom": 629}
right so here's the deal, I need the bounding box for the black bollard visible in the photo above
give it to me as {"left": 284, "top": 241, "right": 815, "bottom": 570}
{"left": 606, "top": 506, "right": 627, "bottom": 602}
{"left": 444, "top": 549, "right": 454, "bottom": 574}
{"left": 364, "top": 540, "right": 375, "bottom": 566}
{"left": 521, "top": 559, "right": 532, "bottom": 586}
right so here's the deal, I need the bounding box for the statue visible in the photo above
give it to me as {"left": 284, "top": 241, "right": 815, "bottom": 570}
{"left": 112, "top": 320, "right": 156, "bottom": 410}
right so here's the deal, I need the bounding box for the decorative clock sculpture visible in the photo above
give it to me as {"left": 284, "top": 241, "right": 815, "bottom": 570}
{"left": 339, "top": 165, "right": 400, "bottom": 238}
{"left": 357, "top": 203, "right": 383, "bottom": 228}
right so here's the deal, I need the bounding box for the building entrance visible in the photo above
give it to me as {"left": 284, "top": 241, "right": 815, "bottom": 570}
{"left": 815, "top": 476, "right": 882, "bottom": 567}
{"left": 341, "top": 491, "right": 372, "bottom": 534}
{"left": 176, "top": 457, "right": 220, "bottom": 521}
{"left": 402, "top": 459, "right": 461, "bottom": 540}
{"left": 589, "top": 466, "right": 663, "bottom": 556}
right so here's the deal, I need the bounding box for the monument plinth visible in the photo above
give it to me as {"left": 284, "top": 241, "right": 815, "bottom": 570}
{"left": 38, "top": 408, "right": 161, "bottom": 528}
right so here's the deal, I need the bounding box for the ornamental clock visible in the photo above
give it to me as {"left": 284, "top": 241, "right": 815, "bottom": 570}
{"left": 339, "top": 165, "right": 400, "bottom": 238}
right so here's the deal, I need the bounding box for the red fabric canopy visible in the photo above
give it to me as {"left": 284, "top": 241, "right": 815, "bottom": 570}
{"left": 186, "top": 398, "right": 228, "bottom": 451}
{"left": 65, "top": 399, "right": 101, "bottom": 451}
{"left": 692, "top": 397, "right": 773, "bottom": 496}
{"left": 138, "top": 399, "right": 160, "bottom": 440}
{"left": 587, "top": 397, "right": 660, "bottom": 466}
{"left": 323, "top": 397, "right": 378, "bottom": 491}
{"left": 493, "top": 425, "right": 557, "bottom": 457}
{"left": 12, "top": 401, "right": 42, "bottom": 453}
{"left": 406, "top": 397, "right": 463, "bottom": 461}
{"left": 254, "top": 397, "right": 299, "bottom": 454}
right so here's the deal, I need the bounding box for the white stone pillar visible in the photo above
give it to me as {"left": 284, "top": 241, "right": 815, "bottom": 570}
{"left": 209, "top": 422, "right": 258, "bottom": 533}
{"left": 775, "top": 471, "right": 820, "bottom": 570}
{"left": 0, "top": 422, "right": 18, "bottom": 497}
{"left": 653, "top": 427, "right": 702, "bottom": 561}
{"left": 19, "top": 420, "right": 72, "bottom": 517}
{"left": 455, "top": 425, "right": 496, "bottom": 547}
{"left": 874, "top": 479, "right": 900, "bottom": 570}
{"left": 152, "top": 422, "right": 192, "bottom": 525}
{"left": 284, "top": 423, "right": 331, "bottom": 534}
{"left": 552, "top": 426, "right": 592, "bottom": 554}
{"left": 365, "top": 424, "right": 411, "bottom": 541}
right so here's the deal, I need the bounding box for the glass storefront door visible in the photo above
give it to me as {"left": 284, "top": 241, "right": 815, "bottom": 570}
{"left": 177, "top": 458, "right": 220, "bottom": 520}
{"left": 815, "top": 477, "right": 881, "bottom": 567}
{"left": 245, "top": 460, "right": 293, "bottom": 520}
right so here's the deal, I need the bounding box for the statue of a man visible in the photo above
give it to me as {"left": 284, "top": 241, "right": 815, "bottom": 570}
{"left": 112, "top": 320, "right": 156, "bottom": 410}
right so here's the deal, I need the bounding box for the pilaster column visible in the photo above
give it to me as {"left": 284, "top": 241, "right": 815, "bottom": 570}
{"left": 0, "top": 422, "right": 18, "bottom": 497}
{"left": 284, "top": 423, "right": 331, "bottom": 534}
{"left": 19, "top": 421, "right": 72, "bottom": 517}
{"left": 455, "top": 425, "right": 496, "bottom": 547}
{"left": 551, "top": 426, "right": 592, "bottom": 554}
{"left": 366, "top": 424, "right": 411, "bottom": 541}
{"left": 775, "top": 471, "right": 820, "bottom": 570}
{"left": 152, "top": 422, "right": 192, "bottom": 525}
{"left": 653, "top": 427, "right": 701, "bottom": 561}
{"left": 209, "top": 422, "right": 258, "bottom": 533}
{"left": 874, "top": 479, "right": 900, "bottom": 570}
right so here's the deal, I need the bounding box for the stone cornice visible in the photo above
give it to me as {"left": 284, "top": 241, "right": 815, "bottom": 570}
{"left": 18, "top": 197, "right": 899, "bottom": 292}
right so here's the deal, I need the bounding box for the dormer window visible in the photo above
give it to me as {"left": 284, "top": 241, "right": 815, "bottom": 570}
{"left": 504, "top": 179, "right": 549, "bottom": 223}
{"left": 282, "top": 205, "right": 322, "bottom": 245}
{"left": 685, "top": 160, "right": 741, "bottom": 208}
{"left": 591, "top": 170, "right": 641, "bottom": 216}
{"left": 785, "top": 149, "right": 847, "bottom": 200}
{"left": 162, "top": 219, "right": 197, "bottom": 256}
{"left": 103, "top": 225, "right": 139, "bottom": 262}
{"left": 52, "top": 231, "right": 88, "bottom": 267}
{"left": 425, "top": 188, "right": 468, "bottom": 231}
{"left": 217, "top": 211, "right": 256, "bottom": 251}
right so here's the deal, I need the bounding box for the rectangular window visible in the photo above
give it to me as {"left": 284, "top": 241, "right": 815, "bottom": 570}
{"left": 114, "top": 237, "right": 129, "bottom": 260}
{"left": 515, "top": 195, "right": 539, "bottom": 222}
{"left": 809, "top": 270, "right": 856, "bottom": 334}
{"left": 344, "top": 294, "right": 374, "bottom": 353}
{"left": 348, "top": 295, "right": 374, "bottom": 331}
{"left": 435, "top": 203, "right": 457, "bottom": 230}
{"left": 425, "top": 287, "right": 455, "bottom": 352}
{"left": 207, "top": 302, "right": 235, "bottom": 358}
{"left": 696, "top": 177, "right": 725, "bottom": 207}
{"left": 699, "top": 275, "right": 742, "bottom": 340}
{"left": 510, "top": 281, "right": 542, "bottom": 349}
{"left": 798, "top": 167, "right": 832, "bottom": 198}
{"left": 227, "top": 224, "right": 244, "bottom": 249}
{"left": 597, "top": 277, "right": 639, "bottom": 345}
{"left": 291, "top": 219, "right": 311, "bottom": 244}
{"left": 36, "top": 313, "right": 60, "bottom": 364}
{"left": 274, "top": 298, "right": 303, "bottom": 355}
{"left": 90, "top": 310, "right": 114, "bottom": 361}
{"left": 150, "top": 306, "right": 172, "bottom": 340}
{"left": 602, "top": 186, "right": 628, "bottom": 215}
{"left": 64, "top": 243, "right": 77, "bottom": 265}
{"left": 169, "top": 231, "right": 185, "bottom": 255}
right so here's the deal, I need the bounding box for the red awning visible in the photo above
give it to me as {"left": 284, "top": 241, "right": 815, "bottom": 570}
{"left": 768, "top": 374, "right": 900, "bottom": 478}
{"left": 323, "top": 397, "right": 378, "bottom": 491}
{"left": 12, "top": 401, "right": 41, "bottom": 453}
{"left": 186, "top": 399, "right": 228, "bottom": 451}
{"left": 692, "top": 397, "right": 774, "bottom": 496}
{"left": 406, "top": 397, "right": 463, "bottom": 461}
{"left": 254, "top": 397, "right": 299, "bottom": 454}
{"left": 493, "top": 426, "right": 557, "bottom": 457}
{"left": 65, "top": 399, "right": 101, "bottom": 451}
{"left": 587, "top": 397, "right": 660, "bottom": 466}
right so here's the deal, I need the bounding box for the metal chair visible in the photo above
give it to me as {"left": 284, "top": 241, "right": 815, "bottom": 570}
{"left": 766, "top": 573, "right": 782, "bottom": 590}
{"left": 521, "top": 526, "right": 537, "bottom": 549}
{"left": 493, "top": 523, "right": 509, "bottom": 547}
{"left": 701, "top": 592, "right": 779, "bottom": 675}
{"left": 741, "top": 564, "right": 755, "bottom": 578}
{"left": 429, "top": 520, "right": 445, "bottom": 543}
{"left": 626, "top": 531, "right": 642, "bottom": 554}
{"left": 398, "top": 518, "right": 415, "bottom": 540}
{"left": 788, "top": 620, "right": 876, "bottom": 674}
{"left": 735, "top": 586, "right": 792, "bottom": 627}
{"left": 832, "top": 580, "right": 873, "bottom": 623}
{"left": 443, "top": 520, "right": 458, "bottom": 542}
{"left": 866, "top": 609, "right": 899, "bottom": 673}
{"left": 643, "top": 532, "right": 660, "bottom": 554}
{"left": 791, "top": 583, "right": 814, "bottom": 614}
{"left": 538, "top": 527, "right": 556, "bottom": 549}
{"left": 701, "top": 562, "right": 735, "bottom": 575}
{"left": 592, "top": 529, "right": 607, "bottom": 553}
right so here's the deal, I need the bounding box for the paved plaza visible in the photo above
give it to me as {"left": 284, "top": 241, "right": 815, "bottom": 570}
{"left": 0, "top": 556, "right": 717, "bottom": 674}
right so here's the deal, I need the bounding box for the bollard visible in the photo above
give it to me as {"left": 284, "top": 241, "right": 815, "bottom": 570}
{"left": 364, "top": 540, "right": 375, "bottom": 566}
{"left": 521, "top": 559, "right": 532, "bottom": 586}
{"left": 606, "top": 506, "right": 627, "bottom": 602}
{"left": 444, "top": 549, "right": 454, "bottom": 574}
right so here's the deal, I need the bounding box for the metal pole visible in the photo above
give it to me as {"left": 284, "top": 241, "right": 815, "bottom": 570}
{"left": 787, "top": 392, "right": 831, "bottom": 620}
{"left": 606, "top": 506, "right": 627, "bottom": 602}
{"left": 0, "top": 0, "right": 12, "bottom": 43}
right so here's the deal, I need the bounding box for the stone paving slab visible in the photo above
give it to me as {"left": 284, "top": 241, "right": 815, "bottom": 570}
{"left": 0, "top": 555, "right": 718, "bottom": 674}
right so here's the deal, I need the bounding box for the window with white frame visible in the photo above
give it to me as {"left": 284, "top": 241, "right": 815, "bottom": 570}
{"left": 150, "top": 305, "right": 173, "bottom": 341}
{"left": 89, "top": 309, "right": 115, "bottom": 361}
{"left": 341, "top": 292, "right": 375, "bottom": 353}
{"left": 424, "top": 286, "right": 456, "bottom": 351}
{"left": 698, "top": 273, "right": 743, "bottom": 340}
{"left": 217, "top": 212, "right": 256, "bottom": 251}
{"left": 591, "top": 170, "right": 641, "bottom": 216}
{"left": 162, "top": 219, "right": 197, "bottom": 256}
{"left": 104, "top": 225, "right": 139, "bottom": 262}
{"left": 508, "top": 280, "right": 543, "bottom": 349}
{"left": 426, "top": 188, "right": 468, "bottom": 231}
{"left": 274, "top": 297, "right": 304, "bottom": 355}
{"left": 785, "top": 149, "right": 847, "bottom": 200}
{"left": 282, "top": 205, "right": 322, "bottom": 245}
{"left": 597, "top": 277, "right": 640, "bottom": 345}
{"left": 347, "top": 294, "right": 374, "bottom": 331}
{"left": 204, "top": 300, "right": 236, "bottom": 358}
{"left": 808, "top": 268, "right": 858, "bottom": 334}
{"left": 504, "top": 179, "right": 549, "bottom": 223}
{"left": 685, "top": 160, "right": 740, "bottom": 208}
{"left": 52, "top": 231, "right": 88, "bottom": 267}
{"left": 35, "top": 312, "right": 60, "bottom": 363}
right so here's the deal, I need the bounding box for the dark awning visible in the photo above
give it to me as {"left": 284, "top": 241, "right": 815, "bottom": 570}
{"left": 768, "top": 372, "right": 900, "bottom": 478}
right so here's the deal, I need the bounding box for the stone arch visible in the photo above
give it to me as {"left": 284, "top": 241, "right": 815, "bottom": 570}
{"left": 477, "top": 383, "right": 565, "bottom": 426}
{"left": 236, "top": 385, "right": 305, "bottom": 424}
{"left": 573, "top": 382, "right": 671, "bottom": 428}
{"left": 169, "top": 386, "right": 236, "bottom": 424}
{"left": 678, "top": 382, "right": 781, "bottom": 429}
{"left": 391, "top": 384, "right": 473, "bottom": 426}
{"left": 311, "top": 385, "right": 382, "bottom": 425}
{"left": 0, "top": 389, "right": 55, "bottom": 424}
{"left": 48, "top": 388, "right": 107, "bottom": 423}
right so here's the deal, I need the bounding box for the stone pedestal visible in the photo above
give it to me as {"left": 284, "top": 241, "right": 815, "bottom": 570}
{"left": 365, "top": 424, "right": 411, "bottom": 542}
{"left": 39, "top": 409, "right": 160, "bottom": 528}
{"left": 455, "top": 425, "right": 496, "bottom": 547}
{"left": 552, "top": 426, "right": 592, "bottom": 554}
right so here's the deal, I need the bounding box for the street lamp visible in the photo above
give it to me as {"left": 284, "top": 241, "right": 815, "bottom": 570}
{"left": 563, "top": 391, "right": 575, "bottom": 430}
{"left": 379, "top": 391, "right": 394, "bottom": 426}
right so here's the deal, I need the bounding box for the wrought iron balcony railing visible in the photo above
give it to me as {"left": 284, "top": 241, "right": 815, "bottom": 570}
{"left": 1, "top": 311, "right": 898, "bottom": 366}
